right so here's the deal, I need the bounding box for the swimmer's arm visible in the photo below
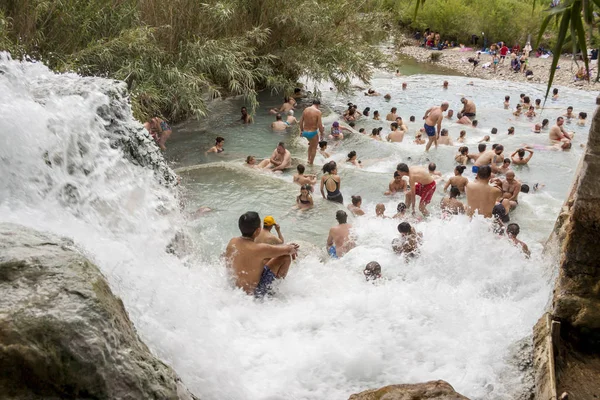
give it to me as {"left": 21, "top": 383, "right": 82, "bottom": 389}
{"left": 521, "top": 242, "right": 531, "bottom": 258}
{"left": 206, "top": 147, "right": 216, "bottom": 153}
{"left": 509, "top": 183, "right": 521, "bottom": 201}
{"left": 317, "top": 113, "right": 324, "bottom": 134}
{"left": 524, "top": 149, "right": 534, "bottom": 162}
{"left": 326, "top": 230, "right": 334, "bottom": 248}
{"left": 298, "top": 114, "right": 304, "bottom": 134}
{"left": 423, "top": 107, "right": 432, "bottom": 120}
{"left": 320, "top": 177, "right": 326, "bottom": 199}
{"left": 257, "top": 243, "right": 298, "bottom": 262}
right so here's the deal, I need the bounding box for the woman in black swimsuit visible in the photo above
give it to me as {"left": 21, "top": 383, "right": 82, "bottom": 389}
{"left": 320, "top": 161, "right": 343, "bottom": 204}
{"left": 207, "top": 136, "right": 225, "bottom": 153}
{"left": 296, "top": 184, "right": 313, "bottom": 210}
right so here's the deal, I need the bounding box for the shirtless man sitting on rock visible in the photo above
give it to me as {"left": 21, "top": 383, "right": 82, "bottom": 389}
{"left": 326, "top": 210, "right": 355, "bottom": 258}
{"left": 422, "top": 101, "right": 449, "bottom": 151}
{"left": 549, "top": 117, "right": 574, "bottom": 145}
{"left": 465, "top": 166, "right": 503, "bottom": 218}
{"left": 258, "top": 142, "right": 292, "bottom": 172}
{"left": 396, "top": 163, "right": 436, "bottom": 216}
{"left": 501, "top": 171, "right": 522, "bottom": 209}
{"left": 225, "top": 212, "right": 298, "bottom": 297}
{"left": 460, "top": 97, "right": 477, "bottom": 118}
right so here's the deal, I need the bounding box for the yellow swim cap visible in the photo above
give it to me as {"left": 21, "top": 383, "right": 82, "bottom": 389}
{"left": 263, "top": 216, "right": 276, "bottom": 226}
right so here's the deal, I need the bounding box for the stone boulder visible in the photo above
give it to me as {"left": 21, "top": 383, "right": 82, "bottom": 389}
{"left": 348, "top": 380, "right": 469, "bottom": 400}
{"left": 0, "top": 223, "right": 197, "bottom": 400}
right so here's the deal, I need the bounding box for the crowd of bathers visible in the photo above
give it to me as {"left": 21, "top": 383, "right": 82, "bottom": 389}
{"left": 222, "top": 80, "right": 588, "bottom": 297}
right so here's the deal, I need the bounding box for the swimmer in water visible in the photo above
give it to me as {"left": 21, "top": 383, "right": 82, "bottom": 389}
{"left": 563, "top": 106, "right": 574, "bottom": 120}
{"left": 385, "top": 171, "right": 408, "bottom": 196}
{"left": 445, "top": 109, "right": 454, "bottom": 120}
{"left": 271, "top": 113, "right": 288, "bottom": 131}
{"left": 501, "top": 171, "right": 521, "bottom": 209}
{"left": 503, "top": 95, "right": 510, "bottom": 109}
{"left": 513, "top": 104, "right": 523, "bottom": 117}
{"left": 457, "top": 130, "right": 466, "bottom": 143}
{"left": 318, "top": 141, "right": 331, "bottom": 158}
{"left": 392, "top": 222, "right": 422, "bottom": 258}
{"left": 479, "top": 135, "right": 491, "bottom": 143}
{"left": 444, "top": 165, "right": 468, "bottom": 193}
{"left": 346, "top": 151, "right": 362, "bottom": 168}
{"left": 206, "top": 136, "right": 225, "bottom": 153}
{"left": 428, "top": 162, "right": 442, "bottom": 177}
{"left": 443, "top": 80, "right": 449, "bottom": 89}
{"left": 225, "top": 212, "right": 298, "bottom": 297}
{"left": 414, "top": 129, "right": 426, "bottom": 145}
{"left": 498, "top": 158, "right": 512, "bottom": 174}
{"left": 525, "top": 106, "right": 536, "bottom": 118}
{"left": 286, "top": 109, "right": 298, "bottom": 125}
{"left": 577, "top": 112, "right": 587, "bottom": 126}
{"left": 326, "top": 210, "right": 355, "bottom": 258}
{"left": 507, "top": 223, "right": 531, "bottom": 257}
{"left": 456, "top": 112, "right": 473, "bottom": 125}
{"left": 440, "top": 186, "right": 465, "bottom": 215}
{"left": 364, "top": 261, "right": 382, "bottom": 281}
{"left": 296, "top": 184, "right": 313, "bottom": 210}
{"left": 552, "top": 88, "right": 559, "bottom": 100}
{"left": 293, "top": 164, "right": 317, "bottom": 187}
{"left": 465, "top": 166, "right": 503, "bottom": 218}
{"left": 348, "top": 195, "right": 365, "bottom": 216}
{"left": 387, "top": 122, "right": 405, "bottom": 142}
{"left": 393, "top": 202, "right": 408, "bottom": 219}
{"left": 437, "top": 128, "right": 453, "bottom": 145}
{"left": 455, "top": 146, "right": 470, "bottom": 165}
{"left": 321, "top": 161, "right": 343, "bottom": 204}
{"left": 373, "top": 110, "right": 381, "bottom": 120}
{"left": 375, "top": 203, "right": 388, "bottom": 218}
{"left": 256, "top": 216, "right": 285, "bottom": 245}
{"left": 533, "top": 123, "right": 542, "bottom": 133}
{"left": 511, "top": 148, "right": 534, "bottom": 165}
{"left": 245, "top": 155, "right": 258, "bottom": 168}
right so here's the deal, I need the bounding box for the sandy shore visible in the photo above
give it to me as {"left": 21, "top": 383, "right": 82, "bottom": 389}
{"left": 397, "top": 45, "right": 600, "bottom": 92}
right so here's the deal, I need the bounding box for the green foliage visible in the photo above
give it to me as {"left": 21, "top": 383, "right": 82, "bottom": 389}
{"left": 392, "top": 0, "right": 544, "bottom": 46}
{"left": 0, "top": 0, "right": 389, "bottom": 122}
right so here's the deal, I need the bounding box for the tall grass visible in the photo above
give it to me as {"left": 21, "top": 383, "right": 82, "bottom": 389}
{"left": 0, "top": 0, "right": 389, "bottom": 122}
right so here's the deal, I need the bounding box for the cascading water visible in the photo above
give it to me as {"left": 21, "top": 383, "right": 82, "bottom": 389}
{"left": 1, "top": 53, "right": 596, "bottom": 400}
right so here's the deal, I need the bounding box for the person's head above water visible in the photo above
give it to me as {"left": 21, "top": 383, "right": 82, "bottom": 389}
{"left": 472, "top": 120, "right": 478, "bottom": 127}
{"left": 246, "top": 155, "right": 255, "bottom": 164}
{"left": 491, "top": 127, "right": 498, "bottom": 134}
{"left": 215, "top": 136, "right": 225, "bottom": 145}
{"left": 455, "top": 165, "right": 466, "bottom": 175}
{"left": 263, "top": 215, "right": 276, "bottom": 229}
{"left": 553, "top": 88, "right": 559, "bottom": 95}
{"left": 478, "top": 143, "right": 487, "bottom": 152}
{"left": 351, "top": 195, "right": 362, "bottom": 206}
{"left": 441, "top": 101, "right": 449, "bottom": 111}
{"left": 312, "top": 99, "right": 321, "bottom": 107}
{"left": 336, "top": 210, "right": 348, "bottom": 224}
{"left": 391, "top": 122, "right": 398, "bottom": 130}
{"left": 397, "top": 202, "right": 407, "bottom": 213}
{"left": 410, "top": 116, "right": 415, "bottom": 122}
{"left": 364, "top": 261, "right": 382, "bottom": 281}
{"left": 398, "top": 222, "right": 412, "bottom": 235}
{"left": 275, "top": 113, "right": 282, "bottom": 121}
{"left": 297, "top": 164, "right": 305, "bottom": 174}
{"left": 428, "top": 162, "right": 437, "bottom": 172}
{"left": 477, "top": 165, "right": 492, "bottom": 180}
{"left": 319, "top": 140, "right": 328, "bottom": 149}
{"left": 347, "top": 150, "right": 357, "bottom": 160}
{"left": 542, "top": 118, "right": 549, "bottom": 128}
{"left": 506, "top": 223, "right": 520, "bottom": 237}
{"left": 459, "top": 146, "right": 469, "bottom": 155}
{"left": 447, "top": 109, "right": 454, "bottom": 118}
{"left": 494, "top": 144, "right": 504, "bottom": 154}
{"left": 238, "top": 211, "right": 261, "bottom": 238}
{"left": 440, "top": 129, "right": 448, "bottom": 136}
{"left": 323, "top": 160, "right": 337, "bottom": 174}
{"left": 375, "top": 203, "right": 385, "bottom": 215}
{"left": 391, "top": 107, "right": 397, "bottom": 113}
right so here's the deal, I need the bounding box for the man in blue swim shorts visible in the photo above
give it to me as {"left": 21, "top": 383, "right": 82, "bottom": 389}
{"left": 326, "top": 210, "right": 355, "bottom": 258}
{"left": 422, "top": 101, "right": 449, "bottom": 151}
{"left": 299, "top": 99, "right": 325, "bottom": 165}
{"left": 225, "top": 212, "right": 299, "bottom": 298}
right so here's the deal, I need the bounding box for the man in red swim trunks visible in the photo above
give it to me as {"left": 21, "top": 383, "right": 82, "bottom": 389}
{"left": 396, "top": 163, "right": 436, "bottom": 216}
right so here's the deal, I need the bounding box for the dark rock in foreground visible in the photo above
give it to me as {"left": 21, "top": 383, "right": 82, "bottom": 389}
{"left": 0, "top": 223, "right": 196, "bottom": 400}
{"left": 348, "top": 380, "right": 469, "bottom": 400}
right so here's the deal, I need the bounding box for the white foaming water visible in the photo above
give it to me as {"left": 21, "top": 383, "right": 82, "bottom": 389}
{"left": 0, "top": 55, "right": 592, "bottom": 399}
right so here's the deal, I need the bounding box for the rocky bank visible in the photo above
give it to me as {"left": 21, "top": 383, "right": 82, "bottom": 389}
{"left": 348, "top": 380, "right": 469, "bottom": 400}
{"left": 396, "top": 44, "right": 600, "bottom": 91}
{"left": 0, "top": 223, "right": 197, "bottom": 399}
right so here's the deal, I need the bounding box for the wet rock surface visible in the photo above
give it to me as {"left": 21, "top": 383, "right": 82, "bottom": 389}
{"left": 348, "top": 380, "right": 469, "bottom": 400}
{"left": 0, "top": 223, "right": 196, "bottom": 399}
